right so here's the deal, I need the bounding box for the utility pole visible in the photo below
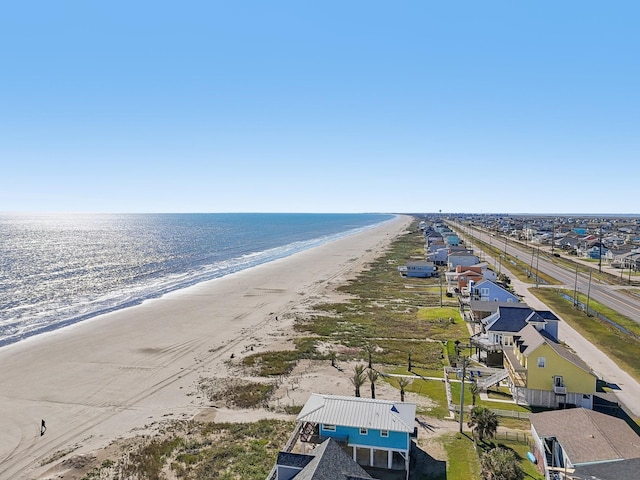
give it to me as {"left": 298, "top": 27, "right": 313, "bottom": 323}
{"left": 439, "top": 273, "right": 443, "bottom": 308}
{"left": 535, "top": 247, "right": 540, "bottom": 288}
{"left": 551, "top": 221, "right": 555, "bottom": 255}
{"left": 498, "top": 235, "right": 508, "bottom": 276}
{"left": 573, "top": 265, "right": 579, "bottom": 307}
{"left": 586, "top": 270, "right": 592, "bottom": 316}
{"left": 599, "top": 225, "right": 603, "bottom": 273}
{"left": 529, "top": 248, "right": 535, "bottom": 279}
{"left": 458, "top": 357, "right": 467, "bottom": 433}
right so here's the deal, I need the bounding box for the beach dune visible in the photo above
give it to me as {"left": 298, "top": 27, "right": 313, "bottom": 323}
{"left": 0, "top": 215, "right": 412, "bottom": 479}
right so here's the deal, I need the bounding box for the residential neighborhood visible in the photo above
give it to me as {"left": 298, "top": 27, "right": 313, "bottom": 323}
{"left": 451, "top": 214, "right": 640, "bottom": 273}
{"left": 264, "top": 215, "right": 640, "bottom": 480}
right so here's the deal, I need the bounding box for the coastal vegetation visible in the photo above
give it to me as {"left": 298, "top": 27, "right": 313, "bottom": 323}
{"left": 79, "top": 419, "right": 293, "bottom": 480}
{"left": 75, "top": 219, "right": 542, "bottom": 480}
{"left": 197, "top": 378, "right": 275, "bottom": 409}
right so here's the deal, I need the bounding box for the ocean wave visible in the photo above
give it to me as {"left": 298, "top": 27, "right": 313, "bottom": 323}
{"left": 0, "top": 214, "right": 393, "bottom": 347}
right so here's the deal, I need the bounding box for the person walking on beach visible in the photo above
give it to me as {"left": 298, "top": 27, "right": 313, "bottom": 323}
{"left": 40, "top": 419, "right": 46, "bottom": 436}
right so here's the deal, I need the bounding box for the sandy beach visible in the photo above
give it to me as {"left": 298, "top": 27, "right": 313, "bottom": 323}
{"left": 0, "top": 215, "right": 414, "bottom": 479}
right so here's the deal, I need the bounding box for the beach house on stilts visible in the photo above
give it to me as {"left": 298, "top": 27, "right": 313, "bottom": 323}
{"left": 295, "top": 394, "right": 416, "bottom": 478}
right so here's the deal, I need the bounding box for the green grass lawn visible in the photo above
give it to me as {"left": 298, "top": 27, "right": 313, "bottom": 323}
{"left": 433, "top": 432, "right": 543, "bottom": 480}
{"left": 438, "top": 433, "right": 481, "bottom": 480}
{"left": 475, "top": 437, "right": 544, "bottom": 480}
{"left": 93, "top": 217, "right": 548, "bottom": 479}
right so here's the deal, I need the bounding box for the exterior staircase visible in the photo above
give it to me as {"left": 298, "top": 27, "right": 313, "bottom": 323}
{"left": 477, "top": 369, "right": 509, "bottom": 391}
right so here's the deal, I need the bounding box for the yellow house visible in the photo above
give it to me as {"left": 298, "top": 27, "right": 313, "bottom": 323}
{"left": 503, "top": 324, "right": 596, "bottom": 409}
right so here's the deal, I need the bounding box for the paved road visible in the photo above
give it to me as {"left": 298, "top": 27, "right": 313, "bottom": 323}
{"left": 511, "top": 275, "right": 640, "bottom": 417}
{"left": 454, "top": 225, "right": 640, "bottom": 417}
{"left": 469, "top": 226, "right": 640, "bottom": 323}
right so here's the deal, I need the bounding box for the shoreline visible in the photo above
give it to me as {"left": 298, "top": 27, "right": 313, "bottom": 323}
{"left": 0, "top": 215, "right": 397, "bottom": 349}
{"left": 0, "top": 214, "right": 413, "bottom": 479}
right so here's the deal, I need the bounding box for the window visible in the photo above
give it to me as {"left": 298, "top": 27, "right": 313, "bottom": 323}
{"left": 481, "top": 288, "right": 490, "bottom": 297}
{"left": 360, "top": 427, "right": 368, "bottom": 435}
{"left": 323, "top": 424, "right": 336, "bottom": 432}
{"left": 537, "top": 357, "right": 546, "bottom": 368}
{"left": 380, "top": 430, "right": 389, "bottom": 437}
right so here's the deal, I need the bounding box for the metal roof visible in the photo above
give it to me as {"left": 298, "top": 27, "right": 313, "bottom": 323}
{"left": 296, "top": 394, "right": 416, "bottom": 433}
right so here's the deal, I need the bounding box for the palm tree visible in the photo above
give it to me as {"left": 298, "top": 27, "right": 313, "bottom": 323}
{"left": 397, "top": 377, "right": 411, "bottom": 402}
{"left": 364, "top": 343, "right": 375, "bottom": 369}
{"left": 467, "top": 406, "right": 498, "bottom": 443}
{"left": 470, "top": 380, "right": 479, "bottom": 406}
{"left": 480, "top": 447, "right": 524, "bottom": 480}
{"left": 329, "top": 350, "right": 337, "bottom": 368}
{"left": 350, "top": 364, "right": 366, "bottom": 397}
{"left": 367, "top": 368, "right": 379, "bottom": 399}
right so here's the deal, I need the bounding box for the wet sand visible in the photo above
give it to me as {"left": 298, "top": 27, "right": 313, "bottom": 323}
{"left": 0, "top": 214, "right": 412, "bottom": 479}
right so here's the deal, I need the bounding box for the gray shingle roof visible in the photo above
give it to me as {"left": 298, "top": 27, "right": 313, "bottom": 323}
{"left": 486, "top": 305, "right": 558, "bottom": 334}
{"left": 281, "top": 438, "right": 374, "bottom": 480}
{"left": 277, "top": 451, "right": 314, "bottom": 469}
{"left": 512, "top": 325, "right": 592, "bottom": 373}
{"left": 572, "top": 457, "right": 640, "bottom": 480}
{"left": 469, "top": 300, "right": 528, "bottom": 315}
{"left": 486, "top": 306, "right": 535, "bottom": 333}
{"left": 530, "top": 408, "right": 640, "bottom": 465}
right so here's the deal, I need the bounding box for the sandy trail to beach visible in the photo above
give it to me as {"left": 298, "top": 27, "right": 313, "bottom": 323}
{"left": 0, "top": 215, "right": 412, "bottom": 479}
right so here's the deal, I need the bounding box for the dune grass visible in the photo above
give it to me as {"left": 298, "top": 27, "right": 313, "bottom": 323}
{"left": 96, "top": 217, "right": 544, "bottom": 480}
{"left": 91, "top": 419, "right": 295, "bottom": 480}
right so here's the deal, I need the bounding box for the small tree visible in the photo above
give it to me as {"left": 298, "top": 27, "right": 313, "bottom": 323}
{"left": 364, "top": 343, "right": 375, "bottom": 369}
{"left": 480, "top": 447, "right": 524, "bottom": 480}
{"left": 407, "top": 348, "right": 413, "bottom": 371}
{"left": 329, "top": 350, "right": 337, "bottom": 368}
{"left": 470, "top": 381, "right": 479, "bottom": 406}
{"left": 397, "top": 377, "right": 411, "bottom": 402}
{"left": 367, "top": 368, "right": 379, "bottom": 399}
{"left": 350, "top": 364, "right": 366, "bottom": 397}
{"left": 467, "top": 406, "right": 498, "bottom": 443}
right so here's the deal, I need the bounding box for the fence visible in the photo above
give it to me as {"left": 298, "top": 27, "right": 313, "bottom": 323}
{"left": 449, "top": 405, "right": 531, "bottom": 420}
{"left": 493, "top": 430, "right": 533, "bottom": 446}
{"left": 556, "top": 291, "right": 639, "bottom": 339}
{"left": 489, "top": 408, "right": 530, "bottom": 419}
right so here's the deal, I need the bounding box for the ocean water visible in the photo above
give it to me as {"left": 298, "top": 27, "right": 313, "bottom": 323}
{"left": 0, "top": 212, "right": 394, "bottom": 347}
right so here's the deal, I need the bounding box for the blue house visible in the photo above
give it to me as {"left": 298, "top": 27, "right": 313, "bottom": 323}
{"left": 468, "top": 279, "right": 519, "bottom": 303}
{"left": 426, "top": 247, "right": 448, "bottom": 266}
{"left": 445, "top": 234, "right": 460, "bottom": 247}
{"left": 297, "top": 394, "right": 416, "bottom": 473}
{"left": 404, "top": 260, "right": 436, "bottom": 278}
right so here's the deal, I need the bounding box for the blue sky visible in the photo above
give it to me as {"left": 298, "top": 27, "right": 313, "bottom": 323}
{"left": 1, "top": 1, "right": 638, "bottom": 214}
